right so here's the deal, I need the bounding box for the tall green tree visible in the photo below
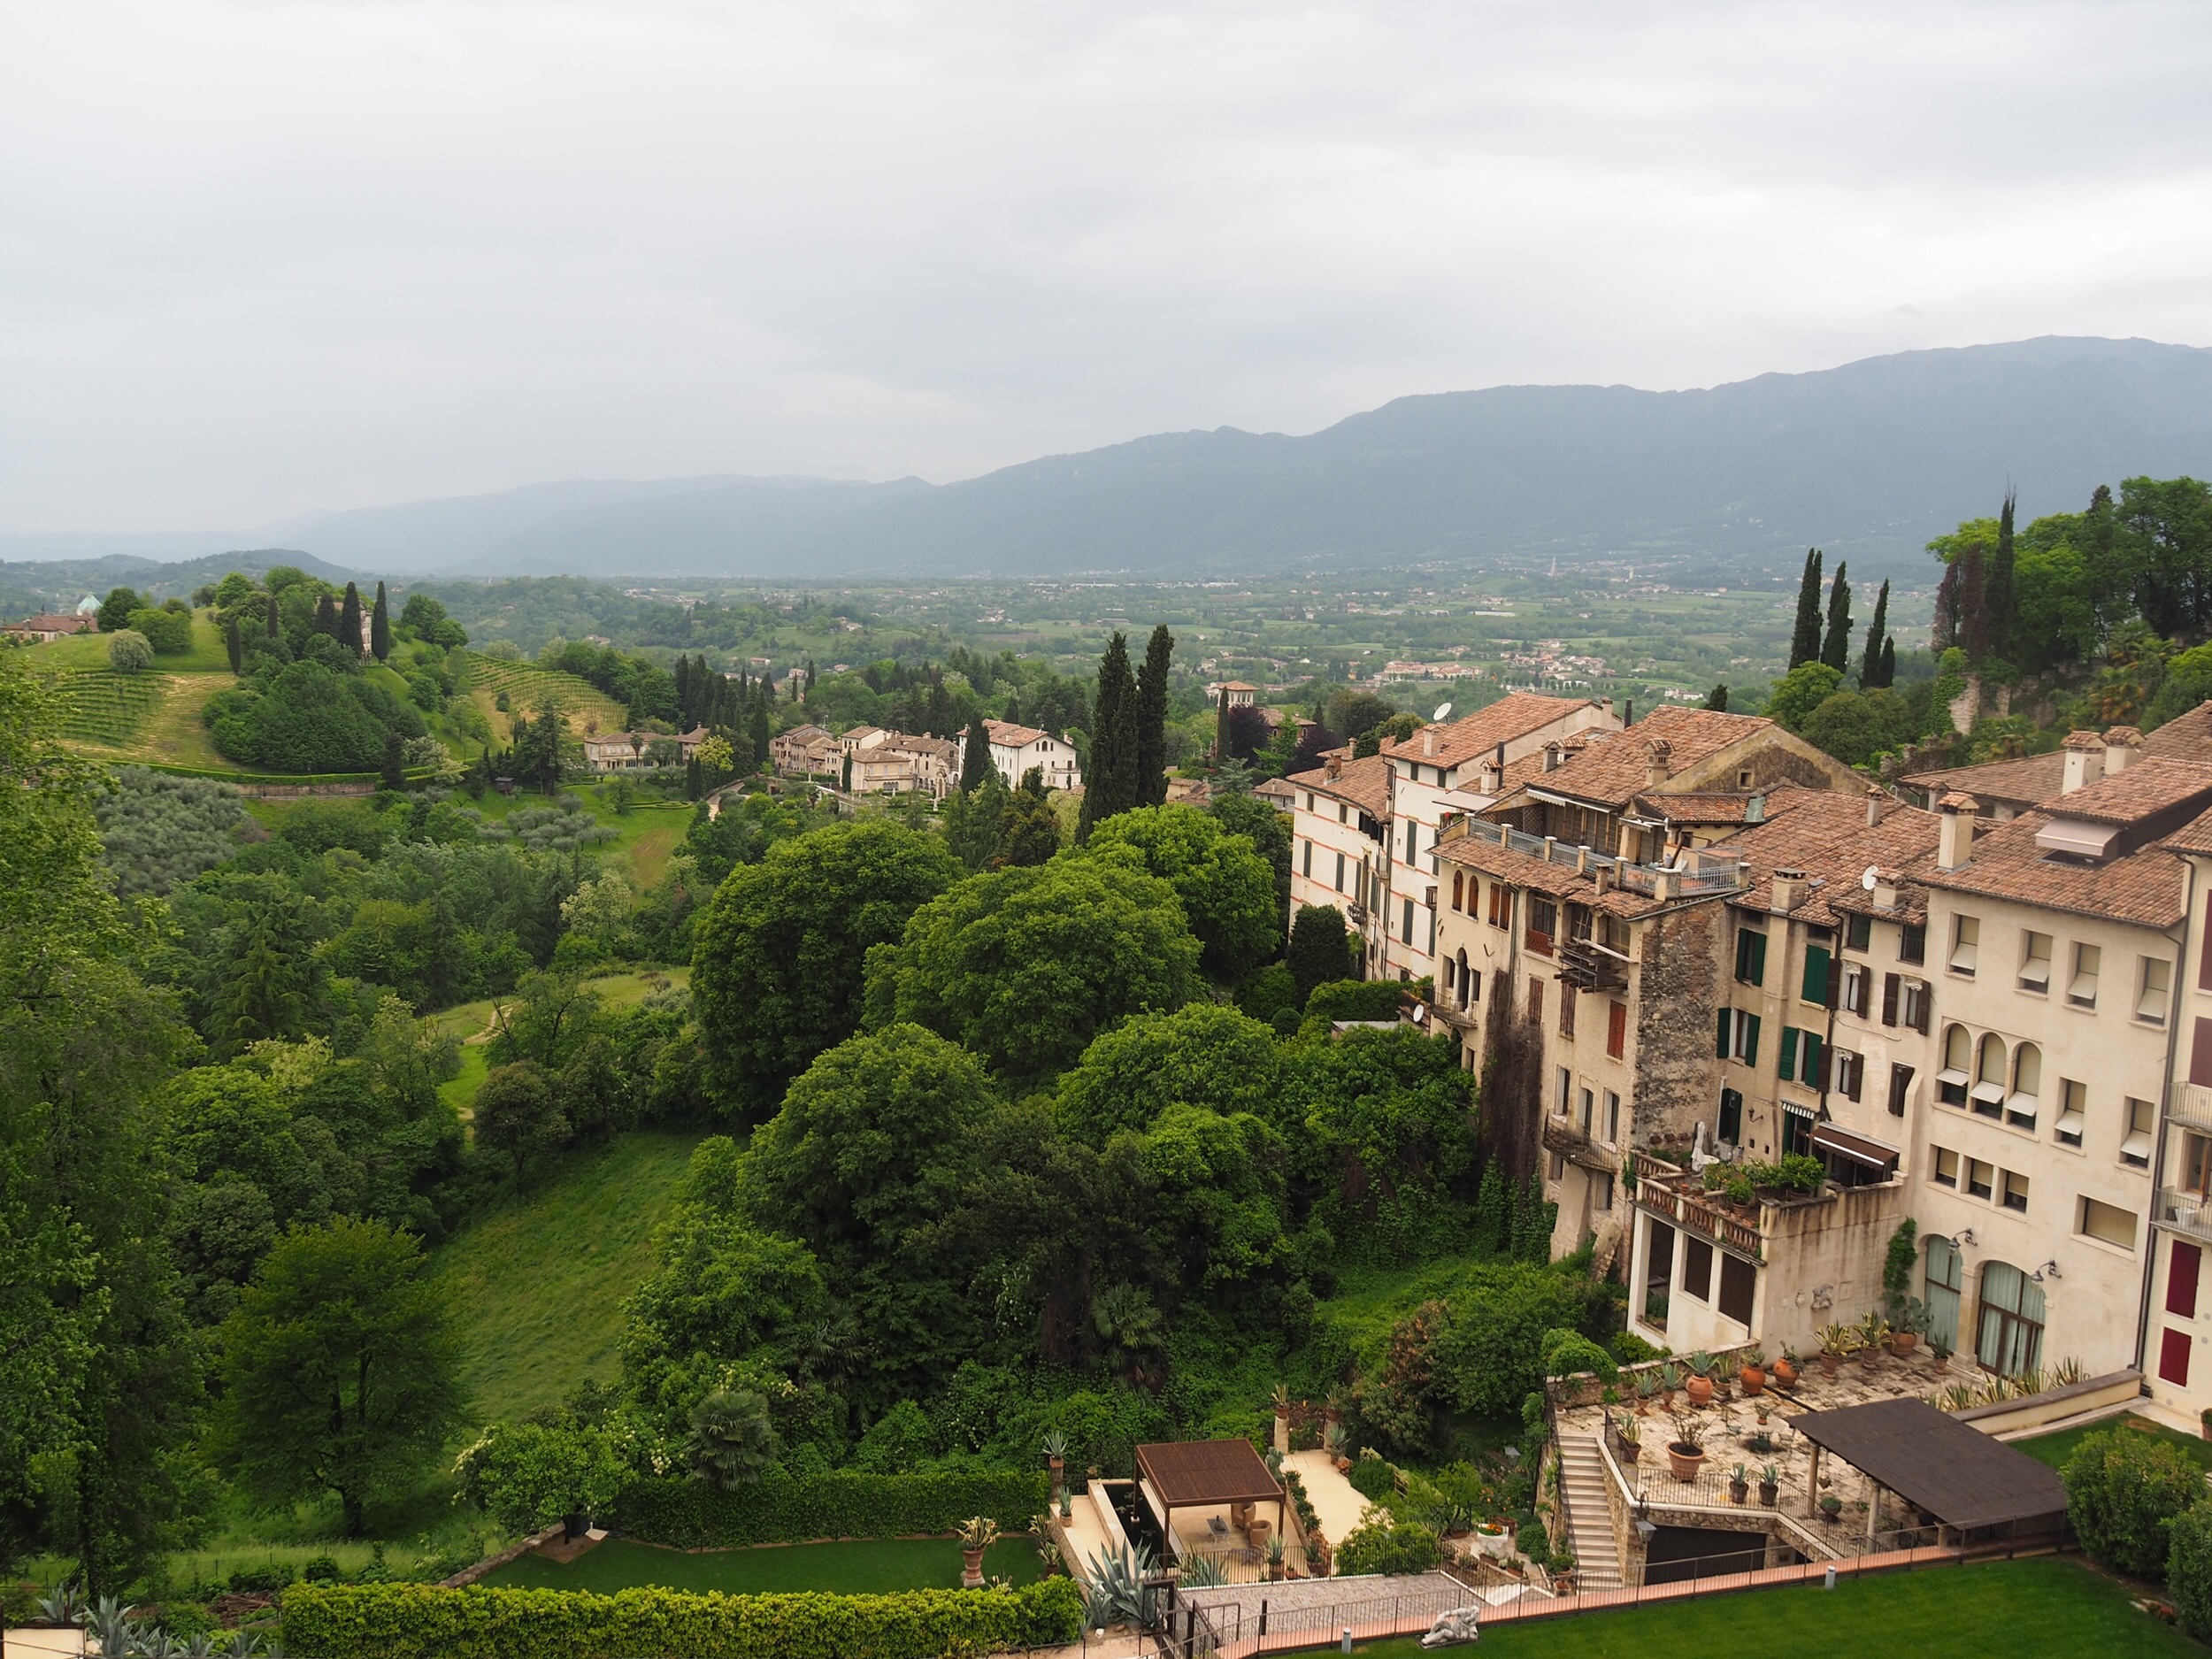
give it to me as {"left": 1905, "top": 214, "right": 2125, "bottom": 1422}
{"left": 1859, "top": 580, "right": 1892, "bottom": 687}
{"left": 1985, "top": 488, "right": 2018, "bottom": 661}
{"left": 1286, "top": 903, "right": 1356, "bottom": 1004}
{"left": 265, "top": 591, "right": 280, "bottom": 641}
{"left": 314, "top": 591, "right": 340, "bottom": 640}
{"left": 1079, "top": 633, "right": 1140, "bottom": 840}
{"left": 1878, "top": 636, "right": 1896, "bottom": 688}
{"left": 369, "top": 580, "right": 390, "bottom": 660}
{"left": 1081, "top": 804, "right": 1279, "bottom": 979}
{"left": 944, "top": 764, "right": 1010, "bottom": 872}
{"left": 960, "top": 714, "right": 993, "bottom": 794}
{"left": 224, "top": 612, "right": 243, "bottom": 673}
{"left": 692, "top": 821, "right": 958, "bottom": 1117}
{"left": 995, "top": 768, "right": 1061, "bottom": 868}
{"left": 1819, "top": 560, "right": 1853, "bottom": 672}
{"left": 214, "top": 1217, "right": 468, "bottom": 1538}
{"left": 339, "top": 581, "right": 365, "bottom": 657}
{"left": 1135, "top": 624, "right": 1174, "bottom": 807}
{"left": 1788, "top": 549, "right": 1824, "bottom": 668}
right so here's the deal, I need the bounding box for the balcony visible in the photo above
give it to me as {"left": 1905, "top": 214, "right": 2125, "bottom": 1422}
{"left": 2173, "top": 1085, "right": 2212, "bottom": 1135}
{"left": 1634, "top": 1160, "right": 1766, "bottom": 1261}
{"left": 2157, "top": 1187, "right": 2212, "bottom": 1246}
{"left": 1543, "top": 1114, "right": 1619, "bottom": 1175}
{"left": 1558, "top": 937, "right": 1629, "bottom": 992}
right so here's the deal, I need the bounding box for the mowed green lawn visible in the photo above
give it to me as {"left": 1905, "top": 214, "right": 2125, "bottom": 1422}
{"left": 2011, "top": 1410, "right": 2212, "bottom": 1472}
{"left": 480, "top": 1536, "right": 1041, "bottom": 1595}
{"left": 434, "top": 1131, "right": 703, "bottom": 1425}
{"left": 1351, "top": 1557, "right": 2191, "bottom": 1658}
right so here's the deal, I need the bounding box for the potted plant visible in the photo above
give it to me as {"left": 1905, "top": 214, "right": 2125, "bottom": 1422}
{"left": 957, "top": 1516, "right": 1000, "bottom": 1586}
{"left": 1818, "top": 1494, "right": 1843, "bottom": 1524}
{"left": 1665, "top": 1413, "right": 1706, "bottom": 1483}
{"left": 1858, "top": 1314, "right": 1890, "bottom": 1367}
{"left": 1616, "top": 1415, "right": 1641, "bottom": 1465}
{"left": 1931, "top": 1337, "right": 1952, "bottom": 1378}
{"left": 1739, "top": 1348, "right": 1767, "bottom": 1397}
{"left": 1772, "top": 1345, "right": 1800, "bottom": 1391}
{"left": 1816, "top": 1323, "right": 1854, "bottom": 1378}
{"left": 1728, "top": 1463, "right": 1749, "bottom": 1505}
{"left": 1757, "top": 1463, "right": 1780, "bottom": 1507}
{"left": 1550, "top": 1552, "right": 1577, "bottom": 1594}
{"left": 1060, "top": 1487, "right": 1073, "bottom": 1520}
{"left": 1683, "top": 1351, "right": 1717, "bottom": 1408}
{"left": 1323, "top": 1420, "right": 1352, "bottom": 1474}
{"left": 1889, "top": 1297, "right": 1928, "bottom": 1356}
{"left": 1324, "top": 1386, "right": 1348, "bottom": 1426}
{"left": 1266, "top": 1535, "right": 1287, "bottom": 1582}
{"left": 1634, "top": 1370, "right": 1659, "bottom": 1416}
{"left": 1043, "top": 1428, "right": 1070, "bottom": 1495}
{"left": 1658, "top": 1363, "right": 1681, "bottom": 1409}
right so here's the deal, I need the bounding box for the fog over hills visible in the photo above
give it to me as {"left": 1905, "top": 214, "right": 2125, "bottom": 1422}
{"left": 10, "top": 337, "right": 2212, "bottom": 584}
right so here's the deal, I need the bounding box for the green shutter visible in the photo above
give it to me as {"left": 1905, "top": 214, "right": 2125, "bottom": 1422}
{"left": 1803, "top": 1033, "right": 1824, "bottom": 1087}
{"left": 1748, "top": 932, "right": 1767, "bottom": 987}
{"left": 1802, "top": 944, "right": 1831, "bottom": 1004}
{"left": 1734, "top": 929, "right": 1749, "bottom": 980}
{"left": 1744, "top": 1014, "right": 1760, "bottom": 1068}
{"left": 1778, "top": 1026, "right": 1800, "bottom": 1081}
{"left": 1717, "top": 1008, "right": 1732, "bottom": 1058}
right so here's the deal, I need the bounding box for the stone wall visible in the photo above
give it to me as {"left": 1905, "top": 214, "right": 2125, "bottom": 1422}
{"left": 1628, "top": 900, "right": 1729, "bottom": 1156}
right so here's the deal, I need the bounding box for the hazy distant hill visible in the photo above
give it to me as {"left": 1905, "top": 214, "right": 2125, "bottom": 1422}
{"left": 0, "top": 548, "right": 355, "bottom": 612}
{"left": 12, "top": 336, "right": 2212, "bottom": 584}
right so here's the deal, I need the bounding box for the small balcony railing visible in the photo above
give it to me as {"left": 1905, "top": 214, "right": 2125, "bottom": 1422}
{"left": 1542, "top": 1115, "right": 1619, "bottom": 1174}
{"left": 2172, "top": 1085, "right": 2212, "bottom": 1135}
{"left": 2157, "top": 1188, "right": 2212, "bottom": 1245}
{"left": 1631, "top": 1152, "right": 1764, "bottom": 1260}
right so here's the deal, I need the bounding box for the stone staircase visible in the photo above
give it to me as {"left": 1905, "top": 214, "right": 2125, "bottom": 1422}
{"left": 1555, "top": 1436, "right": 1624, "bottom": 1588}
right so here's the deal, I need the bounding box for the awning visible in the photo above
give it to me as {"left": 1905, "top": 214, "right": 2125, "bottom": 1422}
{"left": 1811, "top": 1123, "right": 1901, "bottom": 1175}
{"left": 1780, "top": 1098, "right": 1817, "bottom": 1119}
{"left": 2035, "top": 818, "right": 2122, "bottom": 860}
{"left": 1793, "top": 1398, "right": 2067, "bottom": 1532}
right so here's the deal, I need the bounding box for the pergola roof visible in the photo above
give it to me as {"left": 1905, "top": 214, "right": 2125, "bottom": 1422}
{"left": 1135, "top": 1440, "right": 1282, "bottom": 1509}
{"left": 1792, "top": 1397, "right": 2068, "bottom": 1531}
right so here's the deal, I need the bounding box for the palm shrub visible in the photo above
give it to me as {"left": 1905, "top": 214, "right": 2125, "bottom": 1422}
{"left": 2062, "top": 1426, "right": 2203, "bottom": 1578}
{"left": 687, "top": 1388, "right": 780, "bottom": 1491}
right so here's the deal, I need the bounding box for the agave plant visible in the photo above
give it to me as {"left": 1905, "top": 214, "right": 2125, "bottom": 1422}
{"left": 1179, "top": 1552, "right": 1229, "bottom": 1587}
{"left": 957, "top": 1515, "right": 1002, "bottom": 1552}
{"left": 83, "top": 1594, "right": 143, "bottom": 1659}
{"left": 1041, "top": 1428, "right": 1071, "bottom": 1463}
{"left": 1081, "top": 1540, "right": 1162, "bottom": 1629}
{"left": 1321, "top": 1420, "right": 1348, "bottom": 1455}
{"left": 183, "top": 1637, "right": 222, "bottom": 1659}
{"left": 142, "top": 1630, "right": 186, "bottom": 1659}
{"left": 2053, "top": 1356, "right": 2086, "bottom": 1387}
{"left": 1033, "top": 1532, "right": 1064, "bottom": 1576}
{"left": 36, "top": 1586, "right": 81, "bottom": 1629}
{"left": 1272, "top": 1383, "right": 1292, "bottom": 1416}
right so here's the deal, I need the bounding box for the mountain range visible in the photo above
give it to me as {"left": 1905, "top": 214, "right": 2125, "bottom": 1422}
{"left": 7, "top": 335, "right": 2211, "bottom": 586}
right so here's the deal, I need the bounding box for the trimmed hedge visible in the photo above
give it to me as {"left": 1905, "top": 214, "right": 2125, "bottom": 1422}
{"left": 613, "top": 1471, "right": 1050, "bottom": 1549}
{"left": 281, "top": 1579, "right": 1083, "bottom": 1659}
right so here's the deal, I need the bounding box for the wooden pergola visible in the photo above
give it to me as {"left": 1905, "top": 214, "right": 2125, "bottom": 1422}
{"left": 1135, "top": 1440, "right": 1286, "bottom": 1567}
{"left": 1793, "top": 1397, "right": 2069, "bottom": 1548}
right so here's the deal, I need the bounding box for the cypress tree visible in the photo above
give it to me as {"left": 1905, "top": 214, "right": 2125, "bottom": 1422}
{"left": 1878, "top": 636, "right": 1896, "bottom": 688}
{"left": 224, "top": 614, "right": 243, "bottom": 673}
{"left": 1079, "top": 632, "right": 1140, "bottom": 839}
{"left": 1135, "top": 623, "right": 1175, "bottom": 807}
{"left": 1985, "top": 488, "right": 2018, "bottom": 662}
{"left": 675, "top": 655, "right": 694, "bottom": 723}
{"left": 1702, "top": 684, "right": 1728, "bottom": 711}
{"left": 1788, "top": 549, "right": 1824, "bottom": 668}
{"left": 1859, "top": 580, "right": 1891, "bottom": 687}
{"left": 369, "top": 580, "right": 390, "bottom": 660}
{"left": 961, "top": 714, "right": 992, "bottom": 793}
{"left": 1819, "top": 561, "right": 1852, "bottom": 672}
{"left": 749, "top": 704, "right": 771, "bottom": 771}
{"left": 313, "top": 592, "right": 339, "bottom": 640}
{"left": 380, "top": 729, "right": 406, "bottom": 793}
{"left": 339, "top": 581, "right": 364, "bottom": 655}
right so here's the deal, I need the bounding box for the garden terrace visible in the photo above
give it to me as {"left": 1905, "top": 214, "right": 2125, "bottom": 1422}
{"left": 1137, "top": 1440, "right": 1288, "bottom": 1583}
{"left": 1793, "top": 1397, "right": 2069, "bottom": 1544}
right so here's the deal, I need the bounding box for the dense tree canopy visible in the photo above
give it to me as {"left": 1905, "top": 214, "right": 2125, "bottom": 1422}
{"left": 1079, "top": 804, "right": 1279, "bottom": 979}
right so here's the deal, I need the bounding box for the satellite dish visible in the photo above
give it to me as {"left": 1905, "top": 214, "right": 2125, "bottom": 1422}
{"left": 1432, "top": 702, "right": 1453, "bottom": 723}
{"left": 1861, "top": 865, "right": 1880, "bottom": 891}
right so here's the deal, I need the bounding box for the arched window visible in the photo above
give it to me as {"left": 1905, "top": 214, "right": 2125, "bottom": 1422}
{"left": 2008, "top": 1043, "right": 2041, "bottom": 1129}
{"left": 1972, "top": 1033, "right": 2008, "bottom": 1117}
{"left": 1938, "top": 1025, "right": 1970, "bottom": 1107}
{"left": 1924, "top": 1237, "right": 1962, "bottom": 1352}
{"left": 1453, "top": 871, "right": 1465, "bottom": 911}
{"left": 1455, "top": 949, "right": 1472, "bottom": 1011}
{"left": 1977, "top": 1261, "right": 2045, "bottom": 1378}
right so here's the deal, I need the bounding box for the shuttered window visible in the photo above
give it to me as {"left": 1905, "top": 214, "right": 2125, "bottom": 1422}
{"left": 1801, "top": 944, "right": 1831, "bottom": 1004}
{"left": 1717, "top": 1254, "right": 1755, "bottom": 1326}
{"left": 2171, "top": 1240, "right": 2202, "bottom": 1319}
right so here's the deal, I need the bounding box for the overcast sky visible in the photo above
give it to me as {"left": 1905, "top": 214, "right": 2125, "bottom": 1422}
{"left": 6, "top": 0, "right": 2212, "bottom": 533}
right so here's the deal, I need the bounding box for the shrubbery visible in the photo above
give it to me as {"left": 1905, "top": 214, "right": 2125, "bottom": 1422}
{"left": 1333, "top": 1517, "right": 1442, "bottom": 1576}
{"left": 1539, "top": 1328, "right": 1617, "bottom": 1383}
{"left": 2170, "top": 1499, "right": 2212, "bottom": 1638}
{"left": 1347, "top": 1455, "right": 1396, "bottom": 1502}
{"left": 611, "top": 1469, "right": 1049, "bottom": 1549}
{"left": 280, "top": 1578, "right": 1083, "bottom": 1659}
{"left": 1303, "top": 979, "right": 1403, "bottom": 1025}
{"left": 2062, "top": 1426, "right": 2203, "bottom": 1579}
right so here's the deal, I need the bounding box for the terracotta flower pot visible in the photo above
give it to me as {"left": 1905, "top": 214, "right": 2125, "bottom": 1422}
{"left": 1686, "top": 1374, "right": 1714, "bottom": 1408}
{"left": 1728, "top": 1479, "right": 1748, "bottom": 1506}
{"left": 1620, "top": 1441, "right": 1640, "bottom": 1465}
{"left": 1819, "top": 1352, "right": 1839, "bottom": 1378}
{"left": 1667, "top": 1443, "right": 1706, "bottom": 1483}
{"left": 1891, "top": 1332, "right": 1917, "bottom": 1356}
{"left": 1772, "top": 1358, "right": 1799, "bottom": 1390}
{"left": 1660, "top": 1386, "right": 1676, "bottom": 1409}
{"left": 961, "top": 1548, "right": 985, "bottom": 1588}
{"left": 1739, "top": 1364, "right": 1765, "bottom": 1397}
{"left": 1758, "top": 1482, "right": 1778, "bottom": 1507}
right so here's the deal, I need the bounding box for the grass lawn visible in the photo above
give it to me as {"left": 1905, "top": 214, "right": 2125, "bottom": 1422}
{"left": 480, "top": 1536, "right": 1041, "bottom": 1595}
{"left": 2012, "top": 1411, "right": 2212, "bottom": 1472}
{"left": 1348, "top": 1556, "right": 2191, "bottom": 1657}
{"left": 434, "top": 1131, "right": 703, "bottom": 1424}
{"left": 29, "top": 609, "right": 235, "bottom": 674}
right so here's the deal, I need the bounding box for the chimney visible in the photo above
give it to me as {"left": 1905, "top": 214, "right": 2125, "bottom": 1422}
{"left": 1599, "top": 696, "right": 1616, "bottom": 722}
{"left": 1870, "top": 865, "right": 1900, "bottom": 911}
{"left": 1422, "top": 726, "right": 1438, "bottom": 759}
{"left": 1937, "top": 791, "right": 1978, "bottom": 869}
{"left": 2101, "top": 726, "right": 2145, "bottom": 773}
{"left": 2061, "top": 730, "right": 2106, "bottom": 794}
{"left": 1866, "top": 785, "right": 1886, "bottom": 828}
{"left": 1326, "top": 753, "right": 1342, "bottom": 780}
{"left": 1644, "top": 739, "right": 1671, "bottom": 788}
{"left": 1542, "top": 741, "right": 1562, "bottom": 773}
{"left": 1770, "top": 867, "right": 1805, "bottom": 915}
{"left": 1594, "top": 864, "right": 1612, "bottom": 895}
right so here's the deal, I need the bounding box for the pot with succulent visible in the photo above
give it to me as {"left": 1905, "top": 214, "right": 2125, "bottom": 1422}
{"left": 1858, "top": 1314, "right": 1891, "bottom": 1367}
{"left": 1324, "top": 1386, "right": 1348, "bottom": 1426}
{"left": 1931, "top": 1337, "right": 1952, "bottom": 1377}
{"left": 1816, "top": 1323, "right": 1854, "bottom": 1378}
{"left": 1683, "top": 1351, "right": 1717, "bottom": 1407}
{"left": 1728, "top": 1463, "right": 1750, "bottom": 1505}
{"left": 1634, "top": 1370, "right": 1660, "bottom": 1416}
{"left": 1818, "top": 1494, "right": 1844, "bottom": 1525}
{"left": 1665, "top": 1413, "right": 1707, "bottom": 1483}
{"left": 1772, "top": 1345, "right": 1800, "bottom": 1391}
{"left": 1889, "top": 1297, "right": 1930, "bottom": 1357}
{"left": 1658, "top": 1363, "right": 1681, "bottom": 1409}
{"left": 1758, "top": 1463, "right": 1780, "bottom": 1507}
{"left": 1616, "top": 1414, "right": 1641, "bottom": 1464}
{"left": 1323, "top": 1420, "right": 1352, "bottom": 1474}
{"left": 958, "top": 1515, "right": 1001, "bottom": 1586}
{"left": 1043, "top": 1428, "right": 1071, "bottom": 1500}
{"left": 1266, "top": 1535, "right": 1287, "bottom": 1582}
{"left": 1739, "top": 1348, "right": 1767, "bottom": 1397}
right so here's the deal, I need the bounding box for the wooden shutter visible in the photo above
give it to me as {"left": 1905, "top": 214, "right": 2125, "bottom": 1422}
{"left": 1608, "top": 1000, "right": 1627, "bottom": 1058}
{"left": 2171, "top": 1240, "right": 2202, "bottom": 1319}
{"left": 1881, "top": 973, "right": 1899, "bottom": 1027}
{"left": 2193, "top": 1019, "right": 2212, "bottom": 1089}
{"left": 1717, "top": 1008, "right": 1732, "bottom": 1058}
{"left": 1778, "top": 1027, "right": 1800, "bottom": 1082}
{"left": 1801, "top": 944, "right": 1831, "bottom": 1004}
{"left": 1803, "top": 1033, "right": 1824, "bottom": 1089}
{"left": 2162, "top": 1326, "right": 2193, "bottom": 1388}
{"left": 2200, "top": 892, "right": 2212, "bottom": 989}
{"left": 1744, "top": 1014, "right": 1760, "bottom": 1067}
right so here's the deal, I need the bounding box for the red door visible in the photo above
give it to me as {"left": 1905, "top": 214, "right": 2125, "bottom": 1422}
{"left": 2172, "top": 1240, "right": 2202, "bottom": 1319}
{"left": 2162, "top": 1327, "right": 2193, "bottom": 1387}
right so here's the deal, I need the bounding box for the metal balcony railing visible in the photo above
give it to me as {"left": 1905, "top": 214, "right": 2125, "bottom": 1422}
{"left": 2157, "top": 1188, "right": 2212, "bottom": 1245}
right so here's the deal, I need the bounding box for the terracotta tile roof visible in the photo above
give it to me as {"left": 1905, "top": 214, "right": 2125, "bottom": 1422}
{"left": 1377, "top": 690, "right": 1601, "bottom": 772}
{"left": 2033, "top": 757, "right": 2212, "bottom": 827}
{"left": 2147, "top": 701, "right": 2212, "bottom": 757}
{"left": 1509, "top": 705, "right": 1778, "bottom": 809}
{"left": 1716, "top": 787, "right": 1943, "bottom": 927}
{"left": 2164, "top": 803, "right": 2212, "bottom": 856}
{"left": 1899, "top": 750, "right": 2066, "bottom": 808}
{"left": 1287, "top": 754, "right": 1392, "bottom": 821}
{"left": 984, "top": 718, "right": 1048, "bottom": 749}
{"left": 1435, "top": 828, "right": 1673, "bottom": 919}
{"left": 1915, "top": 811, "right": 2187, "bottom": 928}
{"left": 1631, "top": 789, "right": 1811, "bottom": 826}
